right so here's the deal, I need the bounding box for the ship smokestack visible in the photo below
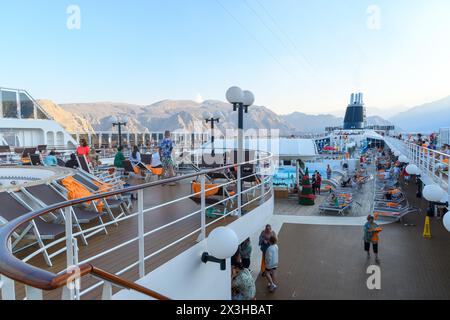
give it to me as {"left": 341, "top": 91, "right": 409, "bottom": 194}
{"left": 343, "top": 92, "right": 366, "bottom": 130}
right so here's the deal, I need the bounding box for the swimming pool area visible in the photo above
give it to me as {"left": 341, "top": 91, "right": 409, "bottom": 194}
{"left": 273, "top": 160, "right": 342, "bottom": 187}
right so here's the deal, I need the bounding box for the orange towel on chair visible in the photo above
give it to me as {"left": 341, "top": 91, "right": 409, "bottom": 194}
{"left": 192, "top": 182, "right": 220, "bottom": 197}
{"left": 61, "top": 176, "right": 104, "bottom": 212}
{"left": 145, "top": 165, "right": 164, "bottom": 176}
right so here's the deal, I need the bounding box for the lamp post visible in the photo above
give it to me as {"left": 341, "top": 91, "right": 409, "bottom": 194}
{"left": 111, "top": 116, "right": 129, "bottom": 149}
{"left": 226, "top": 87, "right": 254, "bottom": 165}
{"left": 206, "top": 116, "right": 220, "bottom": 157}
{"left": 226, "top": 87, "right": 254, "bottom": 216}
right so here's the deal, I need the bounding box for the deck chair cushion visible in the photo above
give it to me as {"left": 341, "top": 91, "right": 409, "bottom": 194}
{"left": 61, "top": 176, "right": 104, "bottom": 212}
{"left": 192, "top": 181, "right": 221, "bottom": 197}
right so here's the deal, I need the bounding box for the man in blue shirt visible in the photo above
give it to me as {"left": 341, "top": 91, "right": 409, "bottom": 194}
{"left": 43, "top": 150, "right": 57, "bottom": 166}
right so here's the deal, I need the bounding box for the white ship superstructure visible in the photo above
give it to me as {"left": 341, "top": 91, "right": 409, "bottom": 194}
{"left": 0, "top": 88, "right": 77, "bottom": 149}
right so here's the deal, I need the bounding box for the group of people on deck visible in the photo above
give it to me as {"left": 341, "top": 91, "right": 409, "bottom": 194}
{"left": 311, "top": 171, "right": 322, "bottom": 195}
{"left": 113, "top": 130, "right": 175, "bottom": 183}
{"left": 230, "top": 224, "right": 279, "bottom": 300}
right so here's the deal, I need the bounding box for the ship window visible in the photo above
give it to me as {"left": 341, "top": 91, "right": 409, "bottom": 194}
{"left": 36, "top": 107, "right": 49, "bottom": 120}
{"left": 2, "top": 91, "right": 18, "bottom": 118}
{"left": 19, "top": 93, "right": 35, "bottom": 119}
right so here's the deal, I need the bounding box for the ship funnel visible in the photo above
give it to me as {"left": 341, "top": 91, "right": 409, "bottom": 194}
{"left": 344, "top": 92, "right": 366, "bottom": 129}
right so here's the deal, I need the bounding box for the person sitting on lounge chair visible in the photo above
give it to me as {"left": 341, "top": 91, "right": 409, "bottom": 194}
{"left": 43, "top": 150, "right": 57, "bottom": 166}
{"left": 130, "top": 146, "right": 141, "bottom": 167}
{"left": 114, "top": 146, "right": 125, "bottom": 168}
{"left": 151, "top": 147, "right": 163, "bottom": 168}
{"left": 65, "top": 153, "right": 79, "bottom": 169}
{"left": 341, "top": 177, "right": 352, "bottom": 187}
{"left": 330, "top": 193, "right": 339, "bottom": 207}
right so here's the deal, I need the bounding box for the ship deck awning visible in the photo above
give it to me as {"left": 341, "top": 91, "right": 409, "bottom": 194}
{"left": 201, "top": 138, "right": 318, "bottom": 160}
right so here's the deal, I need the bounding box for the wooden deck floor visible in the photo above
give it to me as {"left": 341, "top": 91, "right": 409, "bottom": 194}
{"left": 256, "top": 177, "right": 450, "bottom": 300}
{"left": 12, "top": 177, "right": 242, "bottom": 300}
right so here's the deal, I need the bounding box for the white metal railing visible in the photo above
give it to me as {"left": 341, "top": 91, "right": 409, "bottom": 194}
{"left": 0, "top": 150, "right": 274, "bottom": 300}
{"left": 386, "top": 137, "right": 449, "bottom": 194}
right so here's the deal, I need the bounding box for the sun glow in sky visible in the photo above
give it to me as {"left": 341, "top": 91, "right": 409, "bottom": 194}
{"left": 1, "top": 0, "right": 450, "bottom": 115}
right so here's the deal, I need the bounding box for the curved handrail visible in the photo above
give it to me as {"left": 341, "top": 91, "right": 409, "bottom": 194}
{"left": 0, "top": 152, "right": 272, "bottom": 295}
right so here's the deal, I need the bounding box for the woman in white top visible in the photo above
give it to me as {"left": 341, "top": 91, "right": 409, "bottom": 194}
{"left": 130, "top": 146, "right": 141, "bottom": 166}
{"left": 151, "top": 147, "right": 162, "bottom": 168}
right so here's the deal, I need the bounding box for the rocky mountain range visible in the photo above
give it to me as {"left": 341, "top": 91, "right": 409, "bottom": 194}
{"left": 37, "top": 95, "right": 449, "bottom": 135}
{"left": 389, "top": 95, "right": 450, "bottom": 132}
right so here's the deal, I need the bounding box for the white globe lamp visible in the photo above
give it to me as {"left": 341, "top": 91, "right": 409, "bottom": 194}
{"left": 398, "top": 155, "right": 409, "bottom": 163}
{"left": 201, "top": 227, "right": 239, "bottom": 270}
{"left": 394, "top": 150, "right": 401, "bottom": 157}
{"left": 406, "top": 164, "right": 420, "bottom": 175}
{"left": 242, "top": 90, "right": 255, "bottom": 107}
{"left": 226, "top": 86, "right": 243, "bottom": 104}
{"left": 443, "top": 212, "right": 450, "bottom": 232}
{"left": 423, "top": 184, "right": 445, "bottom": 203}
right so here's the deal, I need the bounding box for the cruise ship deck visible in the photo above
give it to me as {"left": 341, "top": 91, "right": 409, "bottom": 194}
{"left": 256, "top": 163, "right": 450, "bottom": 300}
{"left": 5, "top": 175, "right": 271, "bottom": 300}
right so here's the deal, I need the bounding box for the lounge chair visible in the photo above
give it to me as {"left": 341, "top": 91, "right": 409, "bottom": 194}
{"left": 373, "top": 207, "right": 418, "bottom": 222}
{"left": 68, "top": 173, "right": 130, "bottom": 219}
{"left": 0, "top": 192, "right": 66, "bottom": 266}
{"left": 319, "top": 193, "right": 353, "bottom": 216}
{"left": 30, "top": 154, "right": 43, "bottom": 166}
{"left": 319, "top": 201, "right": 352, "bottom": 216}
{"left": 22, "top": 184, "right": 108, "bottom": 245}
{"left": 57, "top": 158, "right": 66, "bottom": 167}
{"left": 190, "top": 180, "right": 237, "bottom": 216}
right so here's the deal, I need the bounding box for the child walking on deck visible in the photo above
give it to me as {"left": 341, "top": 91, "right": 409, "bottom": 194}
{"left": 265, "top": 236, "right": 279, "bottom": 292}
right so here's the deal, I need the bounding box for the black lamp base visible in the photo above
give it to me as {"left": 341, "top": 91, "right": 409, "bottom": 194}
{"left": 201, "top": 252, "right": 226, "bottom": 270}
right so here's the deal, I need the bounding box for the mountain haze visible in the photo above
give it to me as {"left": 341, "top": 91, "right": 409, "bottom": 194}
{"left": 389, "top": 96, "right": 450, "bottom": 132}
{"left": 38, "top": 94, "right": 449, "bottom": 136}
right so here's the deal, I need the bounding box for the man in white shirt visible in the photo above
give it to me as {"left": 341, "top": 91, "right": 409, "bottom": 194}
{"left": 151, "top": 147, "right": 162, "bottom": 168}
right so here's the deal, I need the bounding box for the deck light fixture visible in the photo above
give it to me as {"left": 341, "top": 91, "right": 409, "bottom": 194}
{"left": 406, "top": 164, "right": 420, "bottom": 176}
{"left": 111, "top": 116, "right": 128, "bottom": 149}
{"left": 206, "top": 116, "right": 220, "bottom": 157}
{"left": 423, "top": 184, "right": 449, "bottom": 231}
{"left": 398, "top": 155, "right": 409, "bottom": 163}
{"left": 423, "top": 184, "right": 445, "bottom": 203}
{"left": 201, "top": 227, "right": 239, "bottom": 271}
{"left": 444, "top": 212, "right": 450, "bottom": 232}
{"left": 226, "top": 86, "right": 255, "bottom": 194}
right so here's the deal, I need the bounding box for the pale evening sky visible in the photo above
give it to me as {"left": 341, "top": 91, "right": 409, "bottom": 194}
{"left": 1, "top": 0, "right": 450, "bottom": 115}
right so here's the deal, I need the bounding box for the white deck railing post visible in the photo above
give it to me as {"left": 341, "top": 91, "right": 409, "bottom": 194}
{"left": 64, "top": 206, "right": 75, "bottom": 300}
{"left": 138, "top": 189, "right": 145, "bottom": 278}
{"left": 1, "top": 237, "right": 16, "bottom": 300}
{"left": 101, "top": 281, "right": 113, "bottom": 300}
{"left": 237, "top": 166, "right": 242, "bottom": 217}
{"left": 25, "top": 285, "right": 43, "bottom": 300}
{"left": 0, "top": 275, "right": 16, "bottom": 300}
{"left": 260, "top": 172, "right": 265, "bottom": 205}
{"left": 65, "top": 207, "right": 74, "bottom": 269}
{"left": 200, "top": 175, "right": 206, "bottom": 240}
{"left": 73, "top": 238, "right": 80, "bottom": 300}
